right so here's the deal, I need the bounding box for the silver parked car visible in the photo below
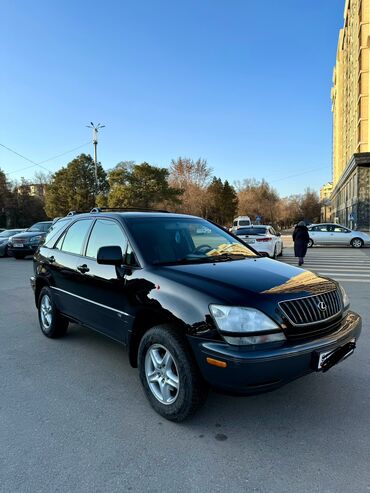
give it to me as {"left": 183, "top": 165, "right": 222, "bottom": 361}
{"left": 307, "top": 223, "right": 370, "bottom": 248}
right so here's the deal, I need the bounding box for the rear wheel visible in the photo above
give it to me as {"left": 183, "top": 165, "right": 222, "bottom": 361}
{"left": 351, "top": 238, "right": 363, "bottom": 248}
{"left": 38, "top": 286, "right": 68, "bottom": 338}
{"left": 271, "top": 246, "right": 277, "bottom": 259}
{"left": 307, "top": 239, "right": 314, "bottom": 248}
{"left": 138, "top": 325, "right": 208, "bottom": 421}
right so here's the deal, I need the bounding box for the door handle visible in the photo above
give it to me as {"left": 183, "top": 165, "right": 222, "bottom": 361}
{"left": 48, "top": 255, "right": 55, "bottom": 263}
{"left": 77, "top": 264, "right": 90, "bottom": 274}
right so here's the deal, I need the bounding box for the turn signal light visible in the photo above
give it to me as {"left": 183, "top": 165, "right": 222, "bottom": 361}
{"left": 206, "top": 357, "right": 227, "bottom": 368}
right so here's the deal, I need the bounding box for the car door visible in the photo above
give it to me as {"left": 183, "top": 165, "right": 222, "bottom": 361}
{"left": 48, "top": 218, "right": 95, "bottom": 321}
{"left": 310, "top": 225, "right": 330, "bottom": 244}
{"left": 77, "top": 218, "right": 133, "bottom": 343}
{"left": 329, "top": 225, "right": 351, "bottom": 245}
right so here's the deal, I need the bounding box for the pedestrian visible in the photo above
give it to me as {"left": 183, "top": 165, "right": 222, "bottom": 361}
{"left": 293, "top": 220, "right": 310, "bottom": 266}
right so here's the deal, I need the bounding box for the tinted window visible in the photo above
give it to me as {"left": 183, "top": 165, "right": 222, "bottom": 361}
{"left": 333, "top": 226, "right": 346, "bottom": 232}
{"left": 61, "top": 220, "right": 93, "bottom": 255}
{"left": 311, "top": 225, "right": 328, "bottom": 232}
{"left": 86, "top": 219, "right": 128, "bottom": 259}
{"left": 238, "top": 220, "right": 250, "bottom": 226}
{"left": 236, "top": 227, "right": 267, "bottom": 235}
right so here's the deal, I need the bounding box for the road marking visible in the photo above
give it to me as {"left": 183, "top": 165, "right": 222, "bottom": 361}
{"left": 280, "top": 249, "right": 370, "bottom": 283}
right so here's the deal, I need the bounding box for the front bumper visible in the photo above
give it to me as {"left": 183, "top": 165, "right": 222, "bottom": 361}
{"left": 8, "top": 244, "right": 38, "bottom": 256}
{"left": 189, "top": 311, "right": 361, "bottom": 395}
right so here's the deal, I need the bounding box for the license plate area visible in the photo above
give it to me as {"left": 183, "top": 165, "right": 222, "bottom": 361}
{"left": 316, "top": 339, "right": 356, "bottom": 372}
{"left": 13, "top": 244, "right": 24, "bottom": 248}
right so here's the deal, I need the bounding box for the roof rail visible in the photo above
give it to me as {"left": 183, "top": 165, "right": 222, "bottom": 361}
{"left": 66, "top": 210, "right": 82, "bottom": 216}
{"left": 89, "top": 207, "right": 170, "bottom": 213}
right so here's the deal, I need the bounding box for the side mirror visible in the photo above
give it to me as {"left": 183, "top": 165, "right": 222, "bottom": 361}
{"left": 97, "top": 246, "right": 123, "bottom": 266}
{"left": 276, "top": 232, "right": 281, "bottom": 237}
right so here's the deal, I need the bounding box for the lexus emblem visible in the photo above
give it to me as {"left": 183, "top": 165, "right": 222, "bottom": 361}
{"left": 317, "top": 301, "right": 327, "bottom": 312}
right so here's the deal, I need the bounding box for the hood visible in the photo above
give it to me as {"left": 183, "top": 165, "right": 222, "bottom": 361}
{"left": 11, "top": 231, "right": 46, "bottom": 240}
{"left": 154, "top": 257, "right": 336, "bottom": 303}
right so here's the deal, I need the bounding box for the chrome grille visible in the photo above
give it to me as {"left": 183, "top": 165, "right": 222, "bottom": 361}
{"left": 279, "top": 290, "right": 342, "bottom": 326}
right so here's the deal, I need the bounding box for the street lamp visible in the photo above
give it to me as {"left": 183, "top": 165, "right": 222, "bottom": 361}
{"left": 86, "top": 122, "right": 105, "bottom": 190}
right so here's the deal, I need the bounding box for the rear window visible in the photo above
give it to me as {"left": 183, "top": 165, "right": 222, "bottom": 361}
{"left": 236, "top": 228, "right": 267, "bottom": 235}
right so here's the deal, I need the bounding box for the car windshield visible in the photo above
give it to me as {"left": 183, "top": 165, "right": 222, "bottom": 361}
{"left": 126, "top": 217, "right": 257, "bottom": 265}
{"left": 238, "top": 220, "right": 250, "bottom": 226}
{"left": 27, "top": 222, "right": 50, "bottom": 232}
{"left": 236, "top": 227, "right": 267, "bottom": 235}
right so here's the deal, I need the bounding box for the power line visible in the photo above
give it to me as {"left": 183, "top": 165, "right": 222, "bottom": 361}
{"left": 0, "top": 143, "right": 51, "bottom": 172}
{"left": 270, "top": 166, "right": 327, "bottom": 183}
{"left": 1, "top": 141, "right": 91, "bottom": 176}
{"left": 38, "top": 141, "right": 91, "bottom": 165}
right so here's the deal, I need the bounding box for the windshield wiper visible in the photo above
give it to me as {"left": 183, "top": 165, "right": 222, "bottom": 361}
{"left": 207, "top": 253, "right": 249, "bottom": 262}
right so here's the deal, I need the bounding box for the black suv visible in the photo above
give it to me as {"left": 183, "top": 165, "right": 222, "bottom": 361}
{"left": 9, "top": 221, "right": 53, "bottom": 259}
{"left": 31, "top": 209, "right": 361, "bottom": 421}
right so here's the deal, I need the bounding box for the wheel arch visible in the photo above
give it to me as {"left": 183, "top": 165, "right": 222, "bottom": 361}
{"left": 128, "top": 311, "right": 189, "bottom": 368}
{"left": 35, "top": 276, "right": 50, "bottom": 307}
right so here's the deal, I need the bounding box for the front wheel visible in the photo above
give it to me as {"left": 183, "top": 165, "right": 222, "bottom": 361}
{"left": 138, "top": 325, "right": 208, "bottom": 421}
{"left": 38, "top": 286, "right": 69, "bottom": 338}
{"left": 307, "top": 239, "right": 314, "bottom": 248}
{"left": 351, "top": 238, "right": 363, "bottom": 248}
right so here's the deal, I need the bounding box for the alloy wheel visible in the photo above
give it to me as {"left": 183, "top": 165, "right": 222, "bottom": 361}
{"left": 145, "top": 344, "right": 180, "bottom": 405}
{"left": 40, "top": 294, "right": 53, "bottom": 330}
{"left": 352, "top": 238, "right": 363, "bottom": 248}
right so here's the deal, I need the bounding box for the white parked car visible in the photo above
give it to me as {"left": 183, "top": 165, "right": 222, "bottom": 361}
{"left": 307, "top": 223, "right": 370, "bottom": 248}
{"left": 235, "top": 225, "right": 283, "bottom": 258}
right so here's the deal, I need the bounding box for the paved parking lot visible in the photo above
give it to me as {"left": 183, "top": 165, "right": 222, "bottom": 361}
{"left": 1, "top": 250, "right": 370, "bottom": 493}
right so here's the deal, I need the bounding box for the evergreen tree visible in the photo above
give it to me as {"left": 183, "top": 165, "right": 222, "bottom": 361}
{"left": 44, "top": 154, "right": 108, "bottom": 217}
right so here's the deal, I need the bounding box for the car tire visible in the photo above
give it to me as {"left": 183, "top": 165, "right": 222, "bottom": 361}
{"left": 307, "top": 239, "right": 314, "bottom": 248}
{"left": 271, "top": 246, "right": 277, "bottom": 259}
{"left": 38, "top": 286, "right": 69, "bottom": 338}
{"left": 351, "top": 238, "right": 363, "bottom": 248}
{"left": 138, "top": 324, "right": 208, "bottom": 422}
{"left": 13, "top": 253, "right": 26, "bottom": 259}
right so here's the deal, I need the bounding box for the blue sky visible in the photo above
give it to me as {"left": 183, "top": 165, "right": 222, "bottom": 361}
{"left": 1, "top": 0, "right": 343, "bottom": 196}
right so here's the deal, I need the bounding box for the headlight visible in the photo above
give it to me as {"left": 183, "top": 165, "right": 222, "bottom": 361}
{"left": 209, "top": 305, "right": 286, "bottom": 346}
{"left": 30, "top": 235, "right": 42, "bottom": 243}
{"left": 339, "top": 285, "right": 350, "bottom": 311}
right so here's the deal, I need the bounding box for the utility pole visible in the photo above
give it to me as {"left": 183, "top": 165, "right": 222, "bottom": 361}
{"left": 86, "top": 122, "right": 105, "bottom": 192}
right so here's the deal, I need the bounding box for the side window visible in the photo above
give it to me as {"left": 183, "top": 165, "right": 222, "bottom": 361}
{"left": 333, "top": 226, "right": 345, "bottom": 233}
{"left": 44, "top": 219, "right": 70, "bottom": 247}
{"left": 318, "top": 225, "right": 328, "bottom": 232}
{"left": 269, "top": 227, "right": 276, "bottom": 235}
{"left": 61, "top": 220, "right": 94, "bottom": 255}
{"left": 86, "top": 219, "right": 128, "bottom": 259}
{"left": 233, "top": 221, "right": 237, "bottom": 227}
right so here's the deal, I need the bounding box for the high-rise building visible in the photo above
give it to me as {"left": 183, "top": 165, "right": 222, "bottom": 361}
{"left": 331, "top": 0, "right": 370, "bottom": 229}
{"left": 320, "top": 182, "right": 333, "bottom": 222}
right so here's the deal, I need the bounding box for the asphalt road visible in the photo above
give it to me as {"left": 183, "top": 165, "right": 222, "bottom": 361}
{"left": 1, "top": 248, "right": 370, "bottom": 493}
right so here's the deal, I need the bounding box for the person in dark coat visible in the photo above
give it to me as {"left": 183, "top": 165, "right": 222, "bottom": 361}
{"left": 293, "top": 221, "right": 310, "bottom": 266}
